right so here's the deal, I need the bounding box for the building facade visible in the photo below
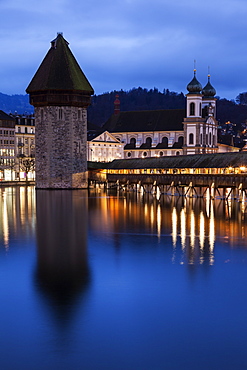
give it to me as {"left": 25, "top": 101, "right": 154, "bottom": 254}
{"left": 0, "top": 110, "right": 15, "bottom": 180}
{"left": 87, "top": 131, "right": 124, "bottom": 162}
{"left": 102, "top": 71, "right": 222, "bottom": 159}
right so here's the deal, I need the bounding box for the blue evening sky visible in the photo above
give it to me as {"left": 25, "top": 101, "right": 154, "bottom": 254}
{"left": 0, "top": 0, "right": 246, "bottom": 100}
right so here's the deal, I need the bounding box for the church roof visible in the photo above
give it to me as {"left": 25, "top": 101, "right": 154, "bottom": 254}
{"left": 26, "top": 33, "right": 94, "bottom": 94}
{"left": 103, "top": 109, "right": 185, "bottom": 133}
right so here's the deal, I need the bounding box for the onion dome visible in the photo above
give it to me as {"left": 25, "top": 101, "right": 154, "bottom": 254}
{"left": 202, "top": 75, "right": 216, "bottom": 97}
{"left": 187, "top": 70, "right": 202, "bottom": 94}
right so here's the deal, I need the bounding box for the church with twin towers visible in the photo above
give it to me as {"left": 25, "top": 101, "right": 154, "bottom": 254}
{"left": 26, "top": 33, "right": 219, "bottom": 189}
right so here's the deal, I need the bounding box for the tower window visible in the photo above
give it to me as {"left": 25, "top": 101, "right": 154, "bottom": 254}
{"left": 58, "top": 108, "right": 63, "bottom": 120}
{"left": 190, "top": 102, "right": 195, "bottom": 116}
{"left": 189, "top": 133, "right": 194, "bottom": 145}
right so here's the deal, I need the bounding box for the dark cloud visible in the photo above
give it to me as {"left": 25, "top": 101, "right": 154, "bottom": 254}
{"left": 0, "top": 0, "right": 247, "bottom": 99}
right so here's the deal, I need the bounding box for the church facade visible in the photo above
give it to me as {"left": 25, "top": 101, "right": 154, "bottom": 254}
{"left": 102, "top": 71, "right": 222, "bottom": 160}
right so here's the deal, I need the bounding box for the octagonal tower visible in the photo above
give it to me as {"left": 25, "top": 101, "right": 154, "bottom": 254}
{"left": 26, "top": 33, "right": 94, "bottom": 188}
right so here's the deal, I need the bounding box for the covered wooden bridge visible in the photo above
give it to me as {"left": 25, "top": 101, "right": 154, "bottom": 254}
{"left": 88, "top": 151, "right": 247, "bottom": 199}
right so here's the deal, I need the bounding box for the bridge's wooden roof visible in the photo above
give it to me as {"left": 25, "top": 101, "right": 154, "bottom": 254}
{"left": 88, "top": 151, "right": 247, "bottom": 170}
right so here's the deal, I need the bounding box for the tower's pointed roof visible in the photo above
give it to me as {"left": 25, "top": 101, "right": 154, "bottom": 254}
{"left": 187, "top": 70, "right": 202, "bottom": 94}
{"left": 26, "top": 33, "right": 94, "bottom": 94}
{"left": 202, "top": 75, "right": 216, "bottom": 98}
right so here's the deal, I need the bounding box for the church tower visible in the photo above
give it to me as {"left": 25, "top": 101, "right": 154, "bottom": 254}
{"left": 26, "top": 33, "right": 94, "bottom": 188}
{"left": 183, "top": 70, "right": 218, "bottom": 155}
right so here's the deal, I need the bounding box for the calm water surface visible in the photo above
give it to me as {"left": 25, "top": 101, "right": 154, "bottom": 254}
{"left": 1, "top": 186, "right": 247, "bottom": 370}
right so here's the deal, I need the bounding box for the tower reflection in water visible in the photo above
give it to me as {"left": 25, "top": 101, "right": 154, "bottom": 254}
{"left": 35, "top": 190, "right": 89, "bottom": 315}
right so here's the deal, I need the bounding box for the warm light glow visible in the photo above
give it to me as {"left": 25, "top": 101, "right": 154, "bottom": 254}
{"left": 157, "top": 204, "right": 161, "bottom": 238}
{"left": 190, "top": 210, "right": 195, "bottom": 249}
{"left": 209, "top": 202, "right": 215, "bottom": 265}
{"left": 180, "top": 208, "right": 186, "bottom": 250}
{"left": 199, "top": 211, "right": 205, "bottom": 250}
{"left": 172, "top": 207, "right": 177, "bottom": 247}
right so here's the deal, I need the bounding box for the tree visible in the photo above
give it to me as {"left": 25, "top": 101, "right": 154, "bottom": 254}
{"left": 236, "top": 92, "right": 247, "bottom": 105}
{"left": 19, "top": 156, "right": 35, "bottom": 181}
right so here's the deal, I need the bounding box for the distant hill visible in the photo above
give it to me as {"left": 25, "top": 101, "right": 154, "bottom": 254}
{"left": 0, "top": 93, "right": 33, "bottom": 114}
{"left": 2, "top": 88, "right": 247, "bottom": 129}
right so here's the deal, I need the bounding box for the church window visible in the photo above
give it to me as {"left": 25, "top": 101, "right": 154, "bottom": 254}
{"left": 143, "top": 152, "right": 147, "bottom": 157}
{"left": 190, "top": 102, "right": 195, "bottom": 116}
{"left": 189, "top": 133, "right": 194, "bottom": 144}
{"left": 213, "top": 135, "right": 215, "bottom": 146}
{"left": 130, "top": 137, "right": 136, "bottom": 148}
{"left": 206, "top": 134, "right": 208, "bottom": 145}
{"left": 127, "top": 152, "right": 131, "bottom": 157}
{"left": 176, "top": 151, "right": 180, "bottom": 156}
{"left": 162, "top": 137, "right": 168, "bottom": 147}
{"left": 178, "top": 136, "right": 184, "bottom": 146}
{"left": 159, "top": 151, "right": 164, "bottom": 157}
{"left": 209, "top": 132, "right": 212, "bottom": 145}
{"left": 146, "top": 137, "right": 152, "bottom": 148}
{"left": 200, "top": 133, "right": 203, "bottom": 145}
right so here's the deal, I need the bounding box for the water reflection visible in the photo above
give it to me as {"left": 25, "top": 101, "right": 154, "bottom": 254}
{"left": 89, "top": 190, "right": 247, "bottom": 265}
{"left": 35, "top": 190, "right": 89, "bottom": 323}
{"left": 0, "top": 186, "right": 36, "bottom": 250}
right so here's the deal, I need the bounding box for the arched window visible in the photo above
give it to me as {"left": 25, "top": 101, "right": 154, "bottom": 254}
{"left": 127, "top": 152, "right": 131, "bottom": 157}
{"left": 176, "top": 151, "right": 180, "bottom": 156}
{"left": 162, "top": 137, "right": 168, "bottom": 147}
{"left": 143, "top": 152, "right": 147, "bottom": 157}
{"left": 190, "top": 102, "right": 195, "bottom": 116}
{"left": 213, "top": 135, "right": 215, "bottom": 146}
{"left": 146, "top": 137, "right": 152, "bottom": 148}
{"left": 189, "top": 133, "right": 194, "bottom": 145}
{"left": 178, "top": 136, "right": 184, "bottom": 146}
{"left": 206, "top": 134, "right": 208, "bottom": 145}
{"left": 200, "top": 133, "right": 203, "bottom": 145}
{"left": 209, "top": 132, "right": 212, "bottom": 146}
{"left": 159, "top": 151, "right": 164, "bottom": 157}
{"left": 130, "top": 137, "right": 136, "bottom": 148}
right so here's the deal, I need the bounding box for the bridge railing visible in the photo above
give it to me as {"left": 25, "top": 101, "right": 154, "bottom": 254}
{"left": 101, "top": 173, "right": 247, "bottom": 189}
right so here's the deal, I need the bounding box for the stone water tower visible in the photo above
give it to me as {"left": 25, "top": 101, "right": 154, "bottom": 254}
{"left": 26, "top": 33, "right": 94, "bottom": 188}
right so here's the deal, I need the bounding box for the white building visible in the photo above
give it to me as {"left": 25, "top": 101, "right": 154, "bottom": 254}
{"left": 87, "top": 131, "right": 124, "bottom": 162}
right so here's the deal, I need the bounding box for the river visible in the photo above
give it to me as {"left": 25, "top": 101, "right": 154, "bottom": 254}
{"left": 0, "top": 186, "right": 247, "bottom": 369}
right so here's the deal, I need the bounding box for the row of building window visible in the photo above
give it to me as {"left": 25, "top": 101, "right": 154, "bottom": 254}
{"left": 188, "top": 133, "right": 216, "bottom": 146}
{"left": 122, "top": 136, "right": 184, "bottom": 148}
{"left": 0, "top": 130, "right": 15, "bottom": 136}
{"left": 0, "top": 140, "right": 15, "bottom": 145}
{"left": 17, "top": 127, "right": 34, "bottom": 134}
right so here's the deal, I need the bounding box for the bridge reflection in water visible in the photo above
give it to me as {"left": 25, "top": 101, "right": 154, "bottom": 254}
{"left": 88, "top": 189, "right": 247, "bottom": 266}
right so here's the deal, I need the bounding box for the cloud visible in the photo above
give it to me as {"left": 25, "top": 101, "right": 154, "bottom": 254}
{"left": 0, "top": 0, "right": 247, "bottom": 99}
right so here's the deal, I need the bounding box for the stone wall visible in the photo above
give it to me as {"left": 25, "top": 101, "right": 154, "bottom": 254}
{"left": 35, "top": 106, "right": 88, "bottom": 188}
